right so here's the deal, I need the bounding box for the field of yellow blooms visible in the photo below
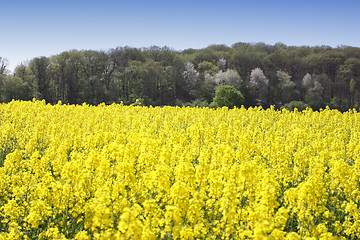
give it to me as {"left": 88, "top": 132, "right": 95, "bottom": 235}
{"left": 0, "top": 100, "right": 360, "bottom": 239}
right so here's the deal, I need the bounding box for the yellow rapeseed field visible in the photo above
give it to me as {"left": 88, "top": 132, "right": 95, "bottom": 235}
{"left": 0, "top": 100, "right": 360, "bottom": 239}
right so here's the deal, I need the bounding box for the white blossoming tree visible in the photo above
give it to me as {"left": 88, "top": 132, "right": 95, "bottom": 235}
{"left": 214, "top": 69, "right": 242, "bottom": 90}
{"left": 249, "top": 68, "right": 269, "bottom": 106}
{"left": 183, "top": 62, "right": 200, "bottom": 98}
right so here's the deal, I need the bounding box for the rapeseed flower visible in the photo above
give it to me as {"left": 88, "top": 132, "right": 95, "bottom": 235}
{"left": 0, "top": 100, "right": 359, "bottom": 239}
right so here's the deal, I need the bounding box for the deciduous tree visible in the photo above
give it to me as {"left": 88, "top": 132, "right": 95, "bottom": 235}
{"left": 213, "top": 85, "right": 244, "bottom": 108}
{"left": 277, "top": 70, "right": 297, "bottom": 103}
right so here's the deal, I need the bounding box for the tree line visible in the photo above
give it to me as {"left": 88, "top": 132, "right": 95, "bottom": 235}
{"left": 1, "top": 42, "right": 360, "bottom": 111}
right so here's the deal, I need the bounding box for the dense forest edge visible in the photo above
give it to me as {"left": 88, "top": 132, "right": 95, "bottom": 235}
{"left": 1, "top": 42, "right": 360, "bottom": 111}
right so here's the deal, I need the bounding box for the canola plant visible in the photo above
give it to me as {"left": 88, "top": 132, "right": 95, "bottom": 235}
{"left": 0, "top": 100, "right": 359, "bottom": 239}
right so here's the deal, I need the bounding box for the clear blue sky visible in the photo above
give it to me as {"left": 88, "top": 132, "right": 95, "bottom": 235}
{"left": 2, "top": 0, "right": 360, "bottom": 72}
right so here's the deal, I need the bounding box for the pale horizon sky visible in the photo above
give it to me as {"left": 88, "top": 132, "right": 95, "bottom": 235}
{"left": 2, "top": 0, "right": 360, "bottom": 72}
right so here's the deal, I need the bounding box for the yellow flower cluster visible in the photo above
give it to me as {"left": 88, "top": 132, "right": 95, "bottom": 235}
{"left": 0, "top": 100, "right": 359, "bottom": 239}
